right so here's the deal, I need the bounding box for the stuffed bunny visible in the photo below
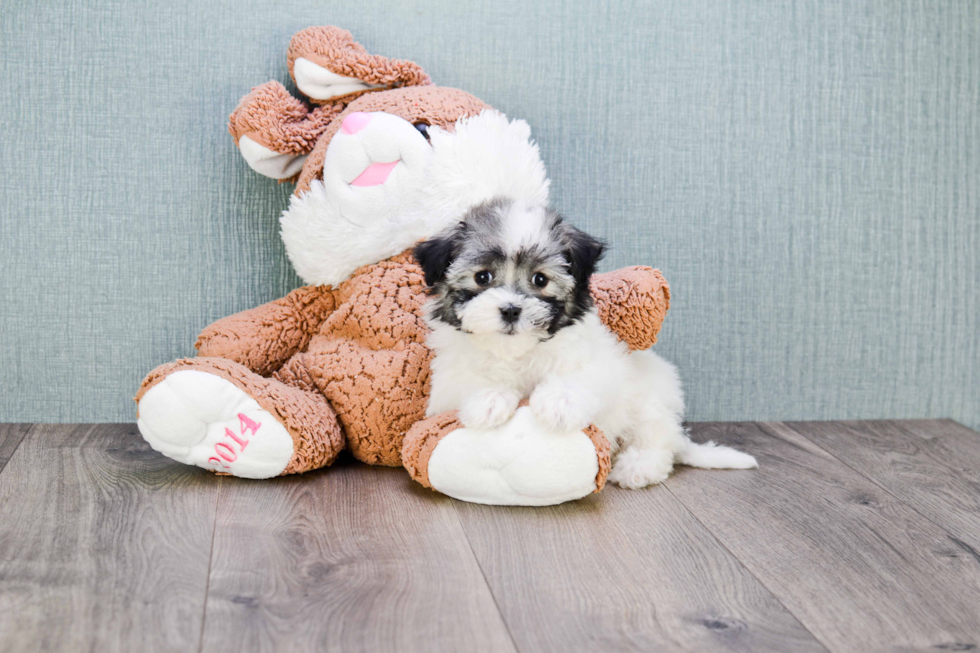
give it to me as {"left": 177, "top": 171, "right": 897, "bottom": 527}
{"left": 135, "top": 27, "right": 670, "bottom": 506}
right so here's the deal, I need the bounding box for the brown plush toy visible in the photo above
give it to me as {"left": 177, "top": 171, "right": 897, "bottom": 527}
{"left": 135, "top": 27, "right": 671, "bottom": 506}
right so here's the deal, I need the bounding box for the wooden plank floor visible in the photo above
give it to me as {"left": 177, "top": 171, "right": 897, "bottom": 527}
{"left": 0, "top": 420, "right": 977, "bottom": 652}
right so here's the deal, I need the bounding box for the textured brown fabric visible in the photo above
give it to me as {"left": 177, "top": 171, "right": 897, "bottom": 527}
{"left": 286, "top": 26, "right": 431, "bottom": 105}
{"left": 136, "top": 357, "right": 345, "bottom": 475}
{"left": 296, "top": 86, "right": 489, "bottom": 194}
{"left": 591, "top": 267, "right": 670, "bottom": 351}
{"left": 228, "top": 80, "right": 344, "bottom": 154}
{"left": 195, "top": 285, "right": 336, "bottom": 376}
{"left": 401, "top": 411, "right": 461, "bottom": 490}
{"left": 274, "top": 253, "right": 432, "bottom": 467}
{"left": 327, "top": 251, "right": 429, "bottom": 348}
{"left": 583, "top": 424, "right": 612, "bottom": 492}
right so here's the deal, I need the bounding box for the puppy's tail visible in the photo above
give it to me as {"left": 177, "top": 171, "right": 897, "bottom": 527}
{"left": 677, "top": 440, "right": 758, "bottom": 470}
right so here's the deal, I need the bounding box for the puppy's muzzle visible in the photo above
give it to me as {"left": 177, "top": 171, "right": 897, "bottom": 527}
{"left": 500, "top": 305, "right": 522, "bottom": 324}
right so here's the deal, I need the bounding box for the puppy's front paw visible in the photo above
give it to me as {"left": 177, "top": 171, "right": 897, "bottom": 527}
{"left": 609, "top": 447, "right": 675, "bottom": 489}
{"left": 458, "top": 389, "right": 520, "bottom": 429}
{"left": 529, "top": 382, "right": 593, "bottom": 432}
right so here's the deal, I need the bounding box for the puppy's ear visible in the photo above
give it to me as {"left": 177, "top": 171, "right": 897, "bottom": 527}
{"left": 563, "top": 225, "right": 607, "bottom": 284}
{"left": 413, "top": 223, "right": 467, "bottom": 287}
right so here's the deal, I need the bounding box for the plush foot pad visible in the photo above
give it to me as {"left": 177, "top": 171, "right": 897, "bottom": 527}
{"left": 404, "top": 407, "right": 608, "bottom": 506}
{"left": 137, "top": 370, "right": 294, "bottom": 479}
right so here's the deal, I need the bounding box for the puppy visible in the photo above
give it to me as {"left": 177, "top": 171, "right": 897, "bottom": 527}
{"left": 414, "top": 198, "right": 756, "bottom": 488}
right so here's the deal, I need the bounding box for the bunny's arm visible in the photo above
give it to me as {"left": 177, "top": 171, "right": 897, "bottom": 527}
{"left": 590, "top": 267, "right": 670, "bottom": 351}
{"left": 195, "top": 285, "right": 336, "bottom": 376}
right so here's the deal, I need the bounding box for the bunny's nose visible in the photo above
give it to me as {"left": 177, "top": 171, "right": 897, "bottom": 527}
{"left": 341, "top": 112, "right": 371, "bottom": 135}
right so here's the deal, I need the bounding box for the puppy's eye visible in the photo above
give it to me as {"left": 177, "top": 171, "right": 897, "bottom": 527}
{"left": 474, "top": 270, "right": 493, "bottom": 286}
{"left": 531, "top": 272, "right": 549, "bottom": 288}
{"left": 413, "top": 122, "right": 431, "bottom": 141}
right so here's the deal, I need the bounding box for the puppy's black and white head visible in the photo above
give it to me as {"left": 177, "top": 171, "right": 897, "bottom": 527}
{"left": 414, "top": 197, "right": 606, "bottom": 340}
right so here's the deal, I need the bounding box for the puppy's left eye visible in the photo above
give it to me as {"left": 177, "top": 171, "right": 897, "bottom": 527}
{"left": 531, "top": 272, "right": 549, "bottom": 288}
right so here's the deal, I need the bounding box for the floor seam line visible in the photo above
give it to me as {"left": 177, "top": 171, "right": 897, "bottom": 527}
{"left": 197, "top": 477, "right": 222, "bottom": 653}
{"left": 0, "top": 424, "right": 34, "bottom": 477}
{"left": 449, "top": 498, "right": 523, "bottom": 653}
{"left": 663, "top": 456, "right": 834, "bottom": 651}
{"left": 762, "top": 420, "right": 980, "bottom": 551}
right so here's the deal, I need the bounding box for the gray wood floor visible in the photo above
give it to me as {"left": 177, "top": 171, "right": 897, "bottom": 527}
{"left": 0, "top": 420, "right": 978, "bottom": 652}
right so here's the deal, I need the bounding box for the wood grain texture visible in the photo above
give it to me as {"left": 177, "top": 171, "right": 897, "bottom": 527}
{"left": 666, "top": 422, "right": 980, "bottom": 653}
{"left": 774, "top": 419, "right": 980, "bottom": 548}
{"left": 0, "top": 424, "right": 219, "bottom": 653}
{"left": 200, "top": 456, "right": 516, "bottom": 653}
{"left": 452, "top": 485, "right": 827, "bottom": 652}
{"left": 0, "top": 423, "right": 31, "bottom": 472}
{"left": 4, "top": 419, "right": 980, "bottom": 652}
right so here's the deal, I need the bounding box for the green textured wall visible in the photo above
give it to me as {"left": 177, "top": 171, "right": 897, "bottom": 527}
{"left": 1, "top": 0, "right": 977, "bottom": 427}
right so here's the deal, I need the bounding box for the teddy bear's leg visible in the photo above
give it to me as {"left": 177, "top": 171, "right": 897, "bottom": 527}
{"left": 402, "top": 408, "right": 612, "bottom": 506}
{"left": 229, "top": 81, "right": 343, "bottom": 179}
{"left": 136, "top": 357, "right": 344, "bottom": 478}
{"left": 275, "top": 340, "right": 431, "bottom": 468}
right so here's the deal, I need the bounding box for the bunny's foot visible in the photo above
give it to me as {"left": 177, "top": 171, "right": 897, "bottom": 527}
{"left": 402, "top": 407, "right": 611, "bottom": 506}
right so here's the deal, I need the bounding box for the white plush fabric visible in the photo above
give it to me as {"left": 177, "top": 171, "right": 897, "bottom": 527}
{"left": 280, "top": 110, "right": 550, "bottom": 286}
{"left": 238, "top": 135, "right": 308, "bottom": 180}
{"left": 137, "top": 371, "right": 293, "bottom": 479}
{"left": 426, "top": 407, "right": 599, "bottom": 506}
{"left": 293, "top": 57, "right": 384, "bottom": 100}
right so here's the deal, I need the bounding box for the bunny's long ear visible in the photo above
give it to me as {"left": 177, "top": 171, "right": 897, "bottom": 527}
{"left": 287, "top": 27, "right": 431, "bottom": 103}
{"left": 229, "top": 81, "right": 343, "bottom": 180}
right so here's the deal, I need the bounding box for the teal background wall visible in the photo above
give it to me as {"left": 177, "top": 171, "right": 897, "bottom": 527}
{"left": 1, "top": 0, "right": 977, "bottom": 428}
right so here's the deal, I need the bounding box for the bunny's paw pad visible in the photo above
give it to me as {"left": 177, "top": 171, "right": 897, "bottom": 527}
{"left": 137, "top": 370, "right": 293, "bottom": 479}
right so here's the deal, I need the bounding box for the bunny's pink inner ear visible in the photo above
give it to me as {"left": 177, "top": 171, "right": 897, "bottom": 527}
{"left": 287, "top": 26, "right": 431, "bottom": 104}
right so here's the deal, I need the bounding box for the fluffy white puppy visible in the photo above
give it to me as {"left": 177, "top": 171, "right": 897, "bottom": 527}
{"left": 414, "top": 198, "right": 757, "bottom": 488}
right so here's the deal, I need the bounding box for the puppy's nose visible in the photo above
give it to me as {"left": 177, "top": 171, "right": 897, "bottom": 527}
{"left": 341, "top": 112, "right": 371, "bottom": 135}
{"left": 500, "top": 305, "right": 522, "bottom": 324}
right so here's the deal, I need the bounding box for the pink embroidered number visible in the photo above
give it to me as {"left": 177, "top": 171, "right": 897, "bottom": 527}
{"left": 207, "top": 413, "right": 262, "bottom": 472}
{"left": 224, "top": 427, "right": 248, "bottom": 451}
{"left": 215, "top": 442, "right": 237, "bottom": 462}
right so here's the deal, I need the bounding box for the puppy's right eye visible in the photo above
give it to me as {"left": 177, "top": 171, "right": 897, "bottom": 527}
{"left": 474, "top": 270, "right": 493, "bottom": 286}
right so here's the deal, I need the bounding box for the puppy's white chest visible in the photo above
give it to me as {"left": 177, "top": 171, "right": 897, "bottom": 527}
{"left": 487, "top": 339, "right": 580, "bottom": 392}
